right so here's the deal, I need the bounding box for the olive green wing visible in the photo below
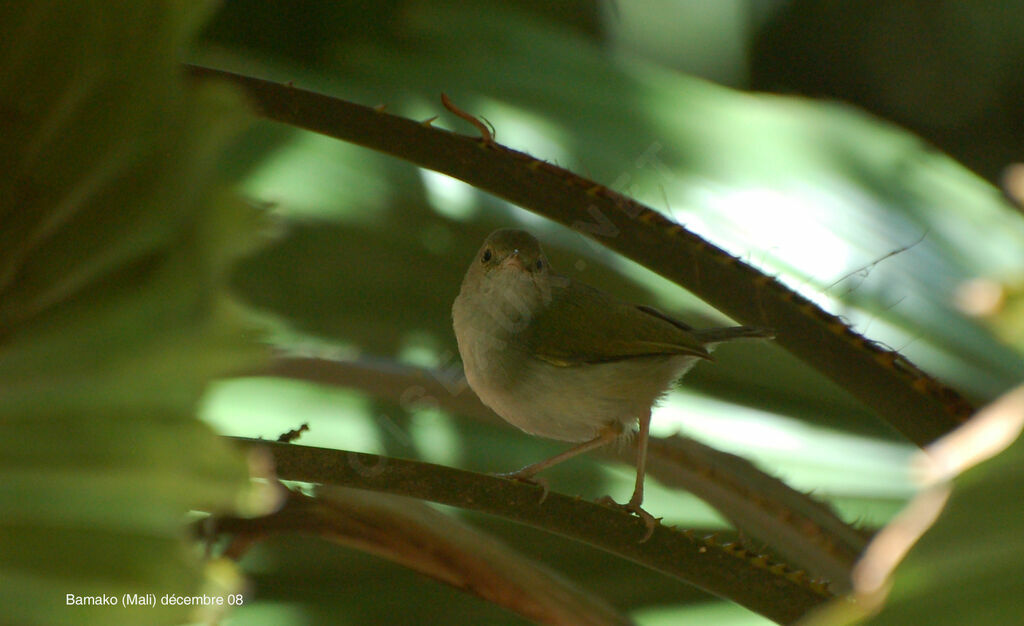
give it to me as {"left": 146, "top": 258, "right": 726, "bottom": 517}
{"left": 524, "top": 278, "right": 710, "bottom": 366}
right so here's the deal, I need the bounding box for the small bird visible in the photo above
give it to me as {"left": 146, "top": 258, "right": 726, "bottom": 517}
{"left": 452, "top": 228, "right": 770, "bottom": 537}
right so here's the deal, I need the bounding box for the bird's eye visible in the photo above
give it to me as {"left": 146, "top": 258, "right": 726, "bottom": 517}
{"left": 535, "top": 259, "right": 543, "bottom": 270}
{"left": 481, "top": 249, "right": 492, "bottom": 263}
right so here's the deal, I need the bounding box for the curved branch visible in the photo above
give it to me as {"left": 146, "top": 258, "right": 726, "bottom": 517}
{"left": 207, "top": 488, "right": 634, "bottom": 626}
{"left": 260, "top": 356, "right": 869, "bottom": 587}
{"left": 188, "top": 64, "right": 971, "bottom": 445}
{"left": 232, "top": 437, "right": 830, "bottom": 624}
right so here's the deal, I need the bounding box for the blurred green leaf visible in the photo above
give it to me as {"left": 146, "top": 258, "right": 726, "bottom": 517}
{"left": 333, "top": 1, "right": 1024, "bottom": 402}
{"left": 0, "top": 2, "right": 265, "bottom": 624}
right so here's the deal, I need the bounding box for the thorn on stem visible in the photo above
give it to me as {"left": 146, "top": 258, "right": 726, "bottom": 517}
{"left": 441, "top": 92, "right": 495, "bottom": 144}
{"left": 277, "top": 423, "right": 310, "bottom": 443}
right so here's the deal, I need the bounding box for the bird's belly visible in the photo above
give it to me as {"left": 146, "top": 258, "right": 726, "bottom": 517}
{"left": 473, "top": 354, "right": 699, "bottom": 442}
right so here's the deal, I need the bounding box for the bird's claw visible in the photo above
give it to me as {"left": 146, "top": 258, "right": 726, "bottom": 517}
{"left": 494, "top": 471, "right": 550, "bottom": 504}
{"left": 597, "top": 496, "right": 662, "bottom": 543}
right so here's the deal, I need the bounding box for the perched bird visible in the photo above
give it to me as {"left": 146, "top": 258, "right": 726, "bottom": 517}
{"left": 452, "top": 228, "right": 771, "bottom": 536}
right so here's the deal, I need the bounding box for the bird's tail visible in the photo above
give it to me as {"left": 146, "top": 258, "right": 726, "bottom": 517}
{"left": 694, "top": 326, "right": 774, "bottom": 346}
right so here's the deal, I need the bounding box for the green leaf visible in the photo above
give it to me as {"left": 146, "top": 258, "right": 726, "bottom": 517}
{"left": 0, "top": 2, "right": 265, "bottom": 624}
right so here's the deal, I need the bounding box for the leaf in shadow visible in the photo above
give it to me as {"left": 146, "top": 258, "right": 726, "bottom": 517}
{"left": 0, "top": 3, "right": 267, "bottom": 624}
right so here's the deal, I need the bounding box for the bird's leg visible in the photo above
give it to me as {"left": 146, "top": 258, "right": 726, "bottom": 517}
{"left": 627, "top": 409, "right": 660, "bottom": 539}
{"left": 629, "top": 408, "right": 652, "bottom": 510}
{"left": 497, "top": 423, "right": 622, "bottom": 502}
{"left": 500, "top": 422, "right": 622, "bottom": 479}
{"left": 598, "top": 409, "right": 661, "bottom": 542}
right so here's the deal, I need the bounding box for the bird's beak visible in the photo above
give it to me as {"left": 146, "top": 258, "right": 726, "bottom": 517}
{"left": 503, "top": 250, "right": 527, "bottom": 271}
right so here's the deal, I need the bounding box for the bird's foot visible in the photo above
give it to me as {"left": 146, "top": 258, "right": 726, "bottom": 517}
{"left": 597, "top": 496, "right": 662, "bottom": 543}
{"left": 493, "top": 470, "right": 550, "bottom": 504}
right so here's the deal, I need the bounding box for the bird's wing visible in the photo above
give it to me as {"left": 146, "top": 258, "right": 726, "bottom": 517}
{"left": 524, "top": 279, "right": 710, "bottom": 366}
